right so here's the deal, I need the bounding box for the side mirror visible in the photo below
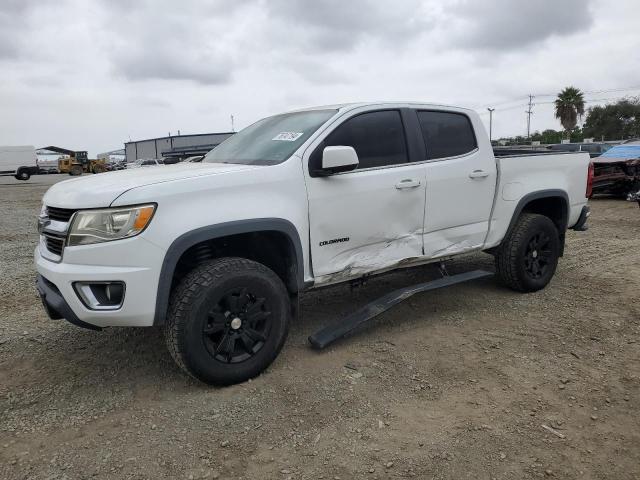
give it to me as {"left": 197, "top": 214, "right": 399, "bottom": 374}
{"left": 319, "top": 146, "right": 359, "bottom": 175}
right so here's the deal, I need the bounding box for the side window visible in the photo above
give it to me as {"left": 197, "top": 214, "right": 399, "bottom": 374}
{"left": 322, "top": 110, "right": 408, "bottom": 170}
{"left": 417, "top": 111, "right": 477, "bottom": 160}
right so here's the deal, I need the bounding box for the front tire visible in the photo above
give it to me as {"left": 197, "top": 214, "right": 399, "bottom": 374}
{"left": 495, "top": 213, "right": 560, "bottom": 292}
{"left": 15, "top": 169, "right": 30, "bottom": 181}
{"left": 165, "top": 257, "right": 290, "bottom": 385}
{"left": 69, "top": 165, "right": 83, "bottom": 176}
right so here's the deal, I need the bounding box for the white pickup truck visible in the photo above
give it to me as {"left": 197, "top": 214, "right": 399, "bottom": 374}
{"left": 35, "top": 102, "right": 592, "bottom": 385}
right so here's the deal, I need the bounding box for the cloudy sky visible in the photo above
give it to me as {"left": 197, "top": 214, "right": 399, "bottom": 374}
{"left": 1, "top": 0, "right": 639, "bottom": 155}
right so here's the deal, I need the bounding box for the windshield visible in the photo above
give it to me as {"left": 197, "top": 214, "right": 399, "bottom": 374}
{"left": 204, "top": 109, "right": 337, "bottom": 165}
{"left": 599, "top": 145, "right": 640, "bottom": 159}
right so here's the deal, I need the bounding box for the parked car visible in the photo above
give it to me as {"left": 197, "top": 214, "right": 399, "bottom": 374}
{"left": 128, "top": 159, "right": 164, "bottom": 168}
{"left": 590, "top": 141, "right": 640, "bottom": 196}
{"left": 35, "top": 102, "right": 591, "bottom": 385}
{"left": 548, "top": 142, "right": 612, "bottom": 158}
{"left": 105, "top": 159, "right": 127, "bottom": 171}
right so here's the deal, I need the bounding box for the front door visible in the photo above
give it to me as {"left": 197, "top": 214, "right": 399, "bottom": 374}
{"left": 304, "top": 109, "right": 426, "bottom": 283}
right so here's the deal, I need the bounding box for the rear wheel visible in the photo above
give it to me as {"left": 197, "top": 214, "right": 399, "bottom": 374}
{"left": 165, "top": 257, "right": 290, "bottom": 385}
{"left": 495, "top": 213, "right": 560, "bottom": 292}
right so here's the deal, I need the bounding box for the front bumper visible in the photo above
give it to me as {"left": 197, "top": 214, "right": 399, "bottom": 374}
{"left": 36, "top": 275, "right": 101, "bottom": 330}
{"left": 34, "top": 237, "right": 165, "bottom": 328}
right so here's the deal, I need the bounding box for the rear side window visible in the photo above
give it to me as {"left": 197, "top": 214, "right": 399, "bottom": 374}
{"left": 417, "top": 111, "right": 477, "bottom": 160}
{"left": 581, "top": 144, "right": 606, "bottom": 153}
{"left": 323, "top": 110, "right": 408, "bottom": 169}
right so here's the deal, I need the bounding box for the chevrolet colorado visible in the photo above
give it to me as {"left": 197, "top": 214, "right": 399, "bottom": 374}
{"left": 35, "top": 102, "right": 592, "bottom": 385}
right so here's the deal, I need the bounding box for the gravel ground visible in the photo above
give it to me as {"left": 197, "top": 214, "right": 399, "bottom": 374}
{"left": 1, "top": 174, "right": 639, "bottom": 480}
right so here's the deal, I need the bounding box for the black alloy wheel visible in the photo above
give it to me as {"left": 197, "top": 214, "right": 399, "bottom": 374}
{"left": 523, "top": 231, "right": 552, "bottom": 280}
{"left": 203, "top": 287, "right": 272, "bottom": 364}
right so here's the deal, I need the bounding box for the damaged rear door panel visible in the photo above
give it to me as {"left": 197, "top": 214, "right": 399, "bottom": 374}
{"left": 418, "top": 110, "right": 497, "bottom": 258}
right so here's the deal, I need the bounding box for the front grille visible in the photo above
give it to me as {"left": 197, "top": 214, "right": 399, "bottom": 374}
{"left": 46, "top": 206, "right": 77, "bottom": 222}
{"left": 44, "top": 234, "right": 65, "bottom": 256}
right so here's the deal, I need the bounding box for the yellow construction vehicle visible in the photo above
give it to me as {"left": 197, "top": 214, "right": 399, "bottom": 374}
{"left": 43, "top": 146, "right": 107, "bottom": 175}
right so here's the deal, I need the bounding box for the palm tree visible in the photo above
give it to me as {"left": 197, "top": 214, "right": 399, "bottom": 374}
{"left": 555, "top": 86, "right": 585, "bottom": 137}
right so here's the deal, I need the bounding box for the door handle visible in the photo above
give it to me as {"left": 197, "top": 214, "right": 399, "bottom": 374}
{"left": 468, "top": 170, "right": 489, "bottom": 179}
{"left": 395, "top": 179, "right": 421, "bottom": 189}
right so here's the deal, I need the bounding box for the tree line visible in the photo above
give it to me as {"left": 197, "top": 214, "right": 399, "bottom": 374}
{"left": 497, "top": 88, "right": 640, "bottom": 145}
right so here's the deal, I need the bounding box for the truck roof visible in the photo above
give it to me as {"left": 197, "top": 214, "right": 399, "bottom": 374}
{"left": 288, "top": 102, "right": 475, "bottom": 114}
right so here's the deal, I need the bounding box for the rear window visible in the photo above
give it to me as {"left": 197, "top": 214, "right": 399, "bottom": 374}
{"left": 580, "top": 144, "right": 599, "bottom": 153}
{"left": 550, "top": 144, "right": 579, "bottom": 152}
{"left": 417, "top": 111, "right": 477, "bottom": 160}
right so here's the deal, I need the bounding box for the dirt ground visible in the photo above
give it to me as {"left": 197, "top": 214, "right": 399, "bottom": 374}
{"left": 1, "top": 174, "right": 639, "bottom": 480}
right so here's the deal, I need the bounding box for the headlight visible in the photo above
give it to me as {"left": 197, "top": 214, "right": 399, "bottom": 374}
{"left": 68, "top": 204, "right": 156, "bottom": 246}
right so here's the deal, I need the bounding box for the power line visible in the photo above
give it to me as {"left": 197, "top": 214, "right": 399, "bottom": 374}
{"left": 476, "top": 86, "right": 640, "bottom": 111}
{"left": 534, "top": 85, "right": 640, "bottom": 97}
{"left": 477, "top": 93, "right": 639, "bottom": 115}
{"left": 476, "top": 96, "right": 530, "bottom": 110}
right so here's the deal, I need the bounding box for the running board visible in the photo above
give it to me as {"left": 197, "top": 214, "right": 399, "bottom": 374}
{"left": 308, "top": 269, "right": 493, "bottom": 350}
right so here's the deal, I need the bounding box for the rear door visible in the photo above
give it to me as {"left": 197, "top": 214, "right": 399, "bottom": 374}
{"left": 416, "top": 110, "right": 497, "bottom": 258}
{"left": 304, "top": 108, "right": 427, "bottom": 281}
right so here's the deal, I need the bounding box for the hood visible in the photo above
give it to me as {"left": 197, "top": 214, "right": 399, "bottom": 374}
{"left": 43, "top": 162, "right": 260, "bottom": 208}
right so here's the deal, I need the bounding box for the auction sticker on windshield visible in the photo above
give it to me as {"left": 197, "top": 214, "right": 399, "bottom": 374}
{"left": 272, "top": 132, "right": 303, "bottom": 141}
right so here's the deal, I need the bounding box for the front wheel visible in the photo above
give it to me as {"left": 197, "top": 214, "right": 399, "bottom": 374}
{"left": 165, "top": 257, "right": 290, "bottom": 385}
{"left": 15, "top": 169, "right": 30, "bottom": 181}
{"left": 69, "top": 165, "right": 83, "bottom": 176}
{"left": 495, "top": 213, "right": 560, "bottom": 292}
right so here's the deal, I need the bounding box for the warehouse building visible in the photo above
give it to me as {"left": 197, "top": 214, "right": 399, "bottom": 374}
{"left": 124, "top": 132, "right": 234, "bottom": 163}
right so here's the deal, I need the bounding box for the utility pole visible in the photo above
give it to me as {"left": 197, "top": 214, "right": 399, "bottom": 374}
{"left": 487, "top": 108, "right": 495, "bottom": 142}
{"left": 230, "top": 115, "right": 235, "bottom": 132}
{"left": 525, "top": 94, "right": 534, "bottom": 139}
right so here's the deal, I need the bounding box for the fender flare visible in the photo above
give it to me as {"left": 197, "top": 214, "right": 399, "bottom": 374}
{"left": 153, "top": 218, "right": 304, "bottom": 326}
{"left": 504, "top": 189, "right": 570, "bottom": 238}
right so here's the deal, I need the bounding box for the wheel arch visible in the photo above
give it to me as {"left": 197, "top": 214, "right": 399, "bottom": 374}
{"left": 154, "top": 218, "right": 304, "bottom": 326}
{"left": 505, "top": 189, "right": 570, "bottom": 239}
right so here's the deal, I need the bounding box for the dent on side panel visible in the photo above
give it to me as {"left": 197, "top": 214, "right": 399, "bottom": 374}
{"left": 423, "top": 221, "right": 486, "bottom": 259}
{"left": 429, "top": 238, "right": 479, "bottom": 258}
{"left": 314, "top": 228, "right": 423, "bottom": 284}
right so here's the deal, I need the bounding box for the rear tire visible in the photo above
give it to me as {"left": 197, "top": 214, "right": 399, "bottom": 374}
{"left": 165, "top": 257, "right": 290, "bottom": 385}
{"left": 495, "top": 213, "right": 560, "bottom": 292}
